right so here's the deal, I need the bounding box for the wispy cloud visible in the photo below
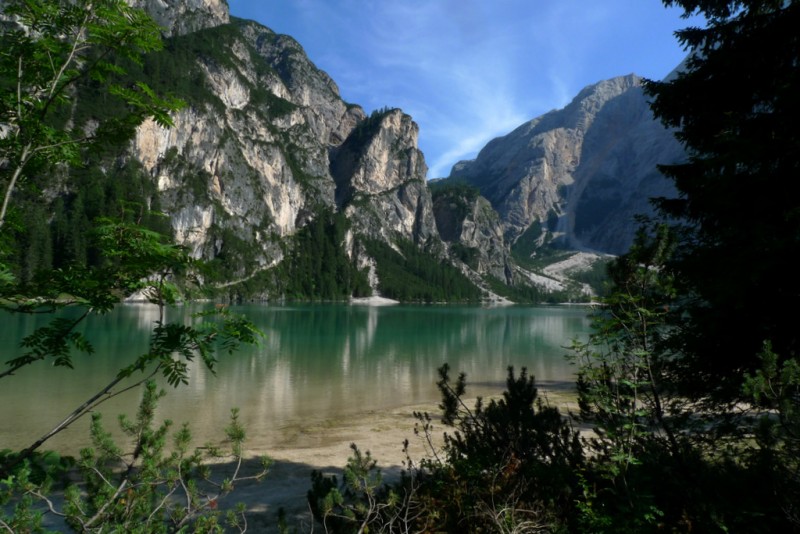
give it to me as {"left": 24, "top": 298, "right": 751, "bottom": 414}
{"left": 231, "top": 0, "right": 698, "bottom": 178}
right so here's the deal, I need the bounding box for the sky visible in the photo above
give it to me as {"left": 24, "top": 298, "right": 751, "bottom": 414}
{"left": 228, "top": 1, "right": 700, "bottom": 178}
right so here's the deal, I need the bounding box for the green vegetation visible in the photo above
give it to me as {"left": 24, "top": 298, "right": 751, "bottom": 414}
{"left": 133, "top": 22, "right": 268, "bottom": 114}
{"left": 307, "top": 1, "right": 800, "bottom": 532}
{"left": 308, "top": 365, "right": 584, "bottom": 532}
{"left": 0, "top": 1, "right": 263, "bottom": 529}
{"left": 3, "top": 0, "right": 799, "bottom": 530}
{"left": 448, "top": 242, "right": 480, "bottom": 269}
{"left": 510, "top": 220, "right": 574, "bottom": 270}
{"left": 8, "top": 159, "right": 171, "bottom": 283}
{"left": 484, "top": 274, "right": 555, "bottom": 303}
{"left": 569, "top": 256, "right": 612, "bottom": 296}
{"left": 2, "top": 382, "right": 269, "bottom": 532}
{"left": 429, "top": 180, "right": 482, "bottom": 244}
{"left": 429, "top": 180, "right": 480, "bottom": 204}
{"left": 276, "top": 209, "right": 371, "bottom": 300}
{"left": 508, "top": 223, "right": 608, "bottom": 302}
{"left": 645, "top": 0, "right": 800, "bottom": 404}
{"left": 364, "top": 238, "right": 483, "bottom": 302}
{"left": 345, "top": 107, "right": 397, "bottom": 148}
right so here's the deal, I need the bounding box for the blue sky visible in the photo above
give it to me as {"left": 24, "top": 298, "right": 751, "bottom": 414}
{"left": 228, "top": 1, "right": 698, "bottom": 178}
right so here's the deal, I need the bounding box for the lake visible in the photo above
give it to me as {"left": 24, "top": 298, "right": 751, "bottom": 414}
{"left": 0, "top": 303, "right": 591, "bottom": 456}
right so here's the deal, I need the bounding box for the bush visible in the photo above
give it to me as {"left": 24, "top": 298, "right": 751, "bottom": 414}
{"left": 1, "top": 381, "right": 270, "bottom": 533}
{"left": 309, "top": 365, "right": 584, "bottom": 533}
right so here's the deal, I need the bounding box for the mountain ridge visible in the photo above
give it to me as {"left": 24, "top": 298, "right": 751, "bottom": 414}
{"left": 447, "top": 74, "right": 684, "bottom": 255}
{"left": 7, "top": 0, "right": 685, "bottom": 302}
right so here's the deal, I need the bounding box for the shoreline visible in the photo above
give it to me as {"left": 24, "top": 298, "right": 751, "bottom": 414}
{"left": 33, "top": 386, "right": 581, "bottom": 533}
{"left": 221, "top": 386, "right": 581, "bottom": 531}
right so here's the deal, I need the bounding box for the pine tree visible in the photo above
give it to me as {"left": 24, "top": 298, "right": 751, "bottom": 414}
{"left": 646, "top": 0, "right": 800, "bottom": 401}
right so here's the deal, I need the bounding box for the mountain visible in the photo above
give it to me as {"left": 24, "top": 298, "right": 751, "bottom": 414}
{"left": 102, "top": 2, "right": 447, "bottom": 299}
{"left": 128, "top": 0, "right": 230, "bottom": 36}
{"left": 130, "top": 16, "right": 365, "bottom": 269}
{"left": 447, "top": 74, "right": 685, "bottom": 255}
{"left": 7, "top": 0, "right": 685, "bottom": 302}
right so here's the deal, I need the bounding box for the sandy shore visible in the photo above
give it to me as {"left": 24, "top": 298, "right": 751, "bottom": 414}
{"left": 348, "top": 295, "right": 400, "bottom": 306}
{"left": 233, "top": 402, "right": 432, "bottom": 532}
{"left": 31, "top": 389, "right": 580, "bottom": 532}
{"left": 219, "top": 388, "right": 581, "bottom": 532}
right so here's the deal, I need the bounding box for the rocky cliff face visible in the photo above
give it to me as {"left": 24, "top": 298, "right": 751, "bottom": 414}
{"left": 128, "top": 17, "right": 364, "bottom": 275}
{"left": 127, "top": 0, "right": 229, "bottom": 36}
{"left": 431, "top": 185, "right": 511, "bottom": 282}
{"left": 126, "top": 14, "right": 440, "bottom": 291}
{"left": 120, "top": 4, "right": 682, "bottom": 298}
{"left": 449, "top": 74, "right": 684, "bottom": 255}
{"left": 332, "top": 109, "right": 437, "bottom": 245}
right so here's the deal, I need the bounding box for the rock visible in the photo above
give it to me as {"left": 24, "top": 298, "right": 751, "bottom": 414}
{"left": 449, "top": 74, "right": 684, "bottom": 254}
{"left": 127, "top": 0, "right": 229, "bottom": 36}
{"left": 432, "top": 185, "right": 511, "bottom": 282}
{"left": 333, "top": 109, "right": 437, "bottom": 245}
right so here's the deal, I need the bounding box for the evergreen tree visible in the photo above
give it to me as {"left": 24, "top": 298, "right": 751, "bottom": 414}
{"left": 646, "top": 0, "right": 800, "bottom": 402}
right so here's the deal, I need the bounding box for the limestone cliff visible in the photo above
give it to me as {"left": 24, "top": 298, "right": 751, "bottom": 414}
{"left": 118, "top": 3, "right": 683, "bottom": 298}
{"left": 431, "top": 184, "right": 511, "bottom": 282}
{"left": 332, "top": 109, "right": 437, "bottom": 245}
{"left": 449, "top": 74, "right": 684, "bottom": 255}
{"left": 126, "top": 15, "right": 441, "bottom": 293}
{"left": 5, "top": 0, "right": 689, "bottom": 301}
{"left": 127, "top": 0, "right": 229, "bottom": 36}
{"left": 127, "top": 17, "right": 367, "bottom": 278}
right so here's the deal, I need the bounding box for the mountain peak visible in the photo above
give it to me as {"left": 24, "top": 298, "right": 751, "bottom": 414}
{"left": 127, "top": 0, "right": 229, "bottom": 36}
{"left": 447, "top": 73, "right": 683, "bottom": 254}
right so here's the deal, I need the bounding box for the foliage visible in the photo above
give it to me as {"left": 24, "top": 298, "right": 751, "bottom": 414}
{"left": 7, "top": 158, "right": 172, "bottom": 284}
{"left": 276, "top": 209, "right": 371, "bottom": 300}
{"left": 1, "top": 380, "right": 270, "bottom": 533}
{"left": 568, "top": 225, "right": 796, "bottom": 532}
{"left": 448, "top": 242, "right": 480, "bottom": 269}
{"left": 426, "top": 364, "right": 584, "bottom": 532}
{"left": 1, "top": 218, "right": 263, "bottom": 473}
{"left": 568, "top": 257, "right": 612, "bottom": 297}
{"left": 308, "top": 444, "right": 420, "bottom": 534}
{"left": 0, "top": 7, "right": 264, "bottom": 530}
{"left": 511, "top": 234, "right": 573, "bottom": 272}
{"left": 571, "top": 225, "right": 680, "bottom": 451}
{"left": 345, "top": 107, "right": 397, "bottom": 148}
{"left": 743, "top": 343, "right": 800, "bottom": 528}
{"left": 309, "top": 365, "right": 583, "bottom": 533}
{"left": 364, "top": 238, "right": 483, "bottom": 302}
{"left": 645, "top": 0, "right": 800, "bottom": 402}
{"left": 483, "top": 275, "right": 553, "bottom": 304}
{"left": 0, "top": 0, "right": 182, "bottom": 232}
{"left": 429, "top": 180, "right": 481, "bottom": 211}
{"left": 568, "top": 226, "right": 684, "bottom": 531}
{"left": 131, "top": 20, "right": 298, "bottom": 118}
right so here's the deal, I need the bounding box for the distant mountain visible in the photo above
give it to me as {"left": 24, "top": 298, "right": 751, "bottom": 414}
{"left": 447, "top": 74, "right": 685, "bottom": 255}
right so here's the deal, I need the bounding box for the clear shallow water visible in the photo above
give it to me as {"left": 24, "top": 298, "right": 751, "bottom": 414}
{"left": 0, "top": 303, "right": 591, "bottom": 455}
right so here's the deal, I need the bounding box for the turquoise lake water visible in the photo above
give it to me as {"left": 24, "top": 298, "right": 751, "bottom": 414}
{"left": 0, "top": 303, "right": 591, "bottom": 454}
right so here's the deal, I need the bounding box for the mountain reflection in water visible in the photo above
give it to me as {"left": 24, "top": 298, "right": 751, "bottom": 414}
{"left": 0, "top": 303, "right": 590, "bottom": 455}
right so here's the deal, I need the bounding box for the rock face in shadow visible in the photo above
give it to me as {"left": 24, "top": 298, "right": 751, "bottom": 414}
{"left": 431, "top": 185, "right": 511, "bottom": 283}
{"left": 448, "top": 74, "right": 684, "bottom": 254}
